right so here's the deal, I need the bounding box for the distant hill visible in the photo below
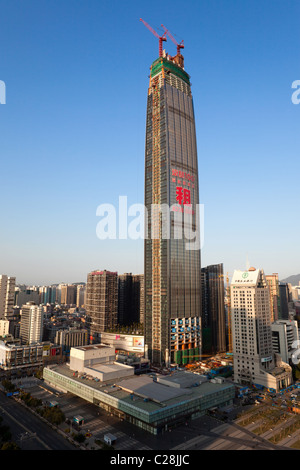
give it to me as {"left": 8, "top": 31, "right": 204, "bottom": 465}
{"left": 280, "top": 274, "right": 300, "bottom": 285}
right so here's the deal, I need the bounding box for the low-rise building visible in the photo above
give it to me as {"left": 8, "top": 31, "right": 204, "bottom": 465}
{"left": 43, "top": 346, "right": 235, "bottom": 435}
{"left": 69, "top": 344, "right": 134, "bottom": 382}
{"left": 0, "top": 340, "right": 62, "bottom": 371}
{"left": 0, "top": 341, "right": 44, "bottom": 370}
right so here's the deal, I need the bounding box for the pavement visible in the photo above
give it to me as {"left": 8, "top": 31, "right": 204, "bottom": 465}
{"left": 5, "top": 377, "right": 300, "bottom": 451}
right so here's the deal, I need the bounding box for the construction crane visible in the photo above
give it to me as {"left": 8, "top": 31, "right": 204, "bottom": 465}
{"left": 161, "top": 24, "right": 184, "bottom": 55}
{"left": 140, "top": 18, "right": 167, "bottom": 58}
{"left": 161, "top": 24, "right": 184, "bottom": 67}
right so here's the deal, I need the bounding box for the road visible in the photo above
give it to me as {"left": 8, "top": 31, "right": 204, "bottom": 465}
{"left": 0, "top": 392, "right": 77, "bottom": 450}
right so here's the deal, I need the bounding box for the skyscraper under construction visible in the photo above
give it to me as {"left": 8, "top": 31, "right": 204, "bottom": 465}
{"left": 86, "top": 270, "right": 118, "bottom": 342}
{"left": 142, "top": 21, "right": 201, "bottom": 366}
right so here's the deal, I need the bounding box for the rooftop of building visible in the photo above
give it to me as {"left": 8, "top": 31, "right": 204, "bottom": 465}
{"left": 272, "top": 319, "right": 297, "bottom": 325}
{"left": 231, "top": 268, "right": 260, "bottom": 286}
{"left": 0, "top": 340, "right": 47, "bottom": 350}
{"left": 150, "top": 56, "right": 190, "bottom": 85}
{"left": 156, "top": 371, "right": 208, "bottom": 389}
{"left": 85, "top": 361, "right": 132, "bottom": 375}
{"left": 269, "top": 366, "right": 291, "bottom": 377}
{"left": 231, "top": 268, "right": 270, "bottom": 288}
{"left": 89, "top": 270, "right": 118, "bottom": 276}
{"left": 44, "top": 364, "right": 235, "bottom": 415}
{"left": 75, "top": 344, "right": 109, "bottom": 351}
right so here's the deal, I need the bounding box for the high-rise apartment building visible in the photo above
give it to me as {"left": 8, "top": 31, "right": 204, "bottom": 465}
{"left": 39, "top": 285, "right": 57, "bottom": 305}
{"left": 201, "top": 264, "right": 226, "bottom": 354}
{"left": 76, "top": 284, "right": 86, "bottom": 308}
{"left": 289, "top": 284, "right": 300, "bottom": 301}
{"left": 118, "top": 273, "right": 144, "bottom": 326}
{"left": 86, "top": 270, "right": 118, "bottom": 342}
{"left": 279, "top": 283, "right": 289, "bottom": 320}
{"left": 144, "top": 44, "right": 201, "bottom": 366}
{"left": 56, "top": 284, "right": 62, "bottom": 304}
{"left": 50, "top": 286, "right": 57, "bottom": 304}
{"left": 231, "top": 268, "right": 292, "bottom": 391}
{"left": 133, "top": 274, "right": 144, "bottom": 325}
{"left": 118, "top": 273, "right": 133, "bottom": 326}
{"left": 15, "top": 286, "right": 40, "bottom": 307}
{"left": 0, "top": 275, "right": 16, "bottom": 319}
{"left": 60, "top": 284, "right": 77, "bottom": 306}
{"left": 20, "top": 302, "right": 43, "bottom": 345}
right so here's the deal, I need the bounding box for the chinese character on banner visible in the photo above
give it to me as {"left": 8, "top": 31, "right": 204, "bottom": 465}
{"left": 176, "top": 187, "right": 191, "bottom": 205}
{"left": 183, "top": 188, "right": 191, "bottom": 204}
{"left": 176, "top": 186, "right": 183, "bottom": 205}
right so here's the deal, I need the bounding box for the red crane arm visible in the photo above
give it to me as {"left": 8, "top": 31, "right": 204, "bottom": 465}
{"left": 161, "top": 24, "right": 184, "bottom": 54}
{"left": 140, "top": 18, "right": 159, "bottom": 39}
{"left": 140, "top": 18, "right": 167, "bottom": 57}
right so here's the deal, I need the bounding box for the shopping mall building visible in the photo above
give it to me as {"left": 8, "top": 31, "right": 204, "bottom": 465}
{"left": 43, "top": 344, "right": 235, "bottom": 434}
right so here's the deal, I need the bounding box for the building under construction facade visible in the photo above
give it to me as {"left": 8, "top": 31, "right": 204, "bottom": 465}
{"left": 86, "top": 270, "right": 118, "bottom": 341}
{"left": 143, "top": 31, "right": 202, "bottom": 367}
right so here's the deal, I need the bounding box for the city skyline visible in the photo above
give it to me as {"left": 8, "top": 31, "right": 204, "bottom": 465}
{"left": 0, "top": 0, "right": 300, "bottom": 285}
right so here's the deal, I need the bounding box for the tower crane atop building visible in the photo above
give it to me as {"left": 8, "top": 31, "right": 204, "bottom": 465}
{"left": 161, "top": 24, "right": 184, "bottom": 54}
{"left": 161, "top": 24, "right": 184, "bottom": 68}
{"left": 140, "top": 18, "right": 167, "bottom": 58}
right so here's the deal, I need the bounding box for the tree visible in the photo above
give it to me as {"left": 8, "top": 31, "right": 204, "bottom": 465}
{"left": 1, "top": 441, "right": 20, "bottom": 450}
{"left": 73, "top": 433, "right": 85, "bottom": 443}
{"left": 1, "top": 380, "right": 15, "bottom": 393}
{"left": 0, "top": 425, "right": 12, "bottom": 442}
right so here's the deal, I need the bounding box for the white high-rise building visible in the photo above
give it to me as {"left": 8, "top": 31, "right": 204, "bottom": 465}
{"left": 0, "top": 275, "right": 16, "bottom": 319}
{"left": 231, "top": 268, "right": 292, "bottom": 392}
{"left": 271, "top": 320, "right": 299, "bottom": 364}
{"left": 0, "top": 320, "right": 10, "bottom": 337}
{"left": 20, "top": 302, "right": 43, "bottom": 345}
{"left": 290, "top": 285, "right": 300, "bottom": 301}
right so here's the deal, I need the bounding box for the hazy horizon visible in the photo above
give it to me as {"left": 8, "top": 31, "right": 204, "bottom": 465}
{"left": 1, "top": 0, "right": 299, "bottom": 287}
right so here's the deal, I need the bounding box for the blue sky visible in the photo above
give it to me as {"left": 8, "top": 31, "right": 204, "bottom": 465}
{"left": 0, "top": 0, "right": 299, "bottom": 285}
